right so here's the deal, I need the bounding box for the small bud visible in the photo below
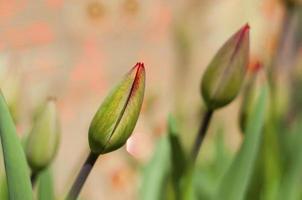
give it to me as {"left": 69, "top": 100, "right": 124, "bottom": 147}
{"left": 25, "top": 99, "right": 60, "bottom": 172}
{"left": 239, "top": 76, "right": 258, "bottom": 133}
{"left": 89, "top": 62, "right": 145, "bottom": 154}
{"left": 248, "top": 60, "right": 261, "bottom": 74}
{"left": 201, "top": 24, "right": 250, "bottom": 110}
{"left": 240, "top": 61, "right": 266, "bottom": 133}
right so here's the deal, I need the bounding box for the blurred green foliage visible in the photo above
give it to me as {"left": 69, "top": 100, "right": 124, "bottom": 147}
{"left": 2, "top": 2, "right": 302, "bottom": 199}
{"left": 38, "top": 167, "right": 55, "bottom": 200}
{"left": 0, "top": 93, "right": 33, "bottom": 199}
{"left": 141, "top": 86, "right": 269, "bottom": 200}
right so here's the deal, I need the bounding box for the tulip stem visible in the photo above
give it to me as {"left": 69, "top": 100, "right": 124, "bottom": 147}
{"left": 66, "top": 152, "right": 99, "bottom": 200}
{"left": 30, "top": 171, "right": 38, "bottom": 186}
{"left": 191, "top": 109, "right": 214, "bottom": 162}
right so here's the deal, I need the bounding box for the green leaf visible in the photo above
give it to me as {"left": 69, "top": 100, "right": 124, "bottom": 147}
{"left": 212, "top": 127, "right": 232, "bottom": 179}
{"left": 140, "top": 136, "right": 170, "bottom": 200}
{"left": 0, "top": 174, "right": 8, "bottom": 200}
{"left": 167, "top": 115, "right": 187, "bottom": 198}
{"left": 0, "top": 92, "right": 33, "bottom": 199}
{"left": 194, "top": 127, "right": 231, "bottom": 200}
{"left": 261, "top": 111, "right": 282, "bottom": 200}
{"left": 278, "top": 121, "right": 302, "bottom": 200}
{"left": 213, "top": 86, "right": 268, "bottom": 200}
{"left": 38, "top": 167, "right": 54, "bottom": 200}
{"left": 0, "top": 147, "right": 8, "bottom": 200}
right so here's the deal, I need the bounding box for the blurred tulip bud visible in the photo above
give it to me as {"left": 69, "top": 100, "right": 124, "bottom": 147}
{"left": 239, "top": 61, "right": 263, "bottom": 132}
{"left": 201, "top": 24, "right": 250, "bottom": 110}
{"left": 89, "top": 62, "right": 145, "bottom": 154}
{"left": 273, "top": 75, "right": 290, "bottom": 120}
{"left": 25, "top": 99, "right": 60, "bottom": 172}
{"left": 239, "top": 78, "right": 258, "bottom": 132}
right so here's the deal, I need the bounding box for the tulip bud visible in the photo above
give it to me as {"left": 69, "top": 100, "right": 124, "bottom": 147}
{"left": 201, "top": 24, "right": 250, "bottom": 110}
{"left": 89, "top": 62, "right": 145, "bottom": 154}
{"left": 25, "top": 99, "right": 60, "bottom": 172}
{"left": 239, "top": 62, "right": 261, "bottom": 132}
{"left": 239, "top": 80, "right": 257, "bottom": 133}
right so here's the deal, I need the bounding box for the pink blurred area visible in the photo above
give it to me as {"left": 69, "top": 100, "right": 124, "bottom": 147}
{"left": 0, "top": 0, "right": 285, "bottom": 199}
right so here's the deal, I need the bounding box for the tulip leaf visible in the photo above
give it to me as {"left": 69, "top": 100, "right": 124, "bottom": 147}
{"left": 38, "top": 167, "right": 54, "bottom": 200}
{"left": 0, "top": 93, "right": 33, "bottom": 199}
{"left": 140, "top": 136, "right": 170, "bottom": 200}
{"left": 214, "top": 86, "right": 267, "bottom": 200}
{"left": 0, "top": 174, "right": 8, "bottom": 200}
{"left": 278, "top": 121, "right": 302, "bottom": 200}
{"left": 168, "top": 116, "right": 186, "bottom": 193}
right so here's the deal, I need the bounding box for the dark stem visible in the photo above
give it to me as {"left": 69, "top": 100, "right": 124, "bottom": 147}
{"left": 31, "top": 171, "right": 38, "bottom": 186}
{"left": 66, "top": 152, "right": 99, "bottom": 200}
{"left": 190, "top": 109, "right": 214, "bottom": 162}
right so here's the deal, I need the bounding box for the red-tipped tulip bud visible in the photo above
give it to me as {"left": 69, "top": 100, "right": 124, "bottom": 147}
{"left": 89, "top": 63, "right": 145, "bottom": 154}
{"left": 201, "top": 24, "right": 250, "bottom": 110}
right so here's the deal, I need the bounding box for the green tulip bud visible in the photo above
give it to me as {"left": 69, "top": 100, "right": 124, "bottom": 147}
{"left": 239, "top": 74, "right": 258, "bottom": 132}
{"left": 89, "top": 62, "right": 145, "bottom": 154}
{"left": 239, "top": 61, "right": 265, "bottom": 133}
{"left": 201, "top": 24, "right": 250, "bottom": 110}
{"left": 25, "top": 98, "right": 60, "bottom": 172}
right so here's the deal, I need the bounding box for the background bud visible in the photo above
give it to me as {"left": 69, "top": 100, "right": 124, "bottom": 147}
{"left": 239, "top": 78, "right": 258, "bottom": 133}
{"left": 240, "top": 62, "right": 262, "bottom": 132}
{"left": 89, "top": 63, "right": 145, "bottom": 154}
{"left": 201, "top": 24, "right": 250, "bottom": 110}
{"left": 25, "top": 99, "right": 60, "bottom": 172}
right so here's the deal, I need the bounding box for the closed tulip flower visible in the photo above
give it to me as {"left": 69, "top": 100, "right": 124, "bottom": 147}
{"left": 89, "top": 62, "right": 145, "bottom": 154}
{"left": 201, "top": 24, "right": 250, "bottom": 110}
{"left": 191, "top": 24, "right": 250, "bottom": 162}
{"left": 25, "top": 99, "right": 60, "bottom": 172}
{"left": 67, "top": 62, "right": 146, "bottom": 200}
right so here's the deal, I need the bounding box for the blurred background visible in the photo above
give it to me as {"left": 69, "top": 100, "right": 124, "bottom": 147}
{"left": 0, "top": 0, "right": 300, "bottom": 199}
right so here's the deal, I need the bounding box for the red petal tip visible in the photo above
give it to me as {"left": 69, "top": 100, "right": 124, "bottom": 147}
{"left": 248, "top": 60, "right": 262, "bottom": 73}
{"left": 135, "top": 62, "right": 145, "bottom": 70}
{"left": 242, "top": 23, "right": 250, "bottom": 33}
{"left": 135, "top": 62, "right": 145, "bottom": 67}
{"left": 130, "top": 62, "right": 145, "bottom": 75}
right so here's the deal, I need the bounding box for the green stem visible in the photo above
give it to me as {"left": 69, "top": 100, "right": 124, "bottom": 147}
{"left": 31, "top": 171, "right": 38, "bottom": 186}
{"left": 66, "top": 152, "right": 99, "bottom": 200}
{"left": 190, "top": 109, "right": 214, "bottom": 162}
